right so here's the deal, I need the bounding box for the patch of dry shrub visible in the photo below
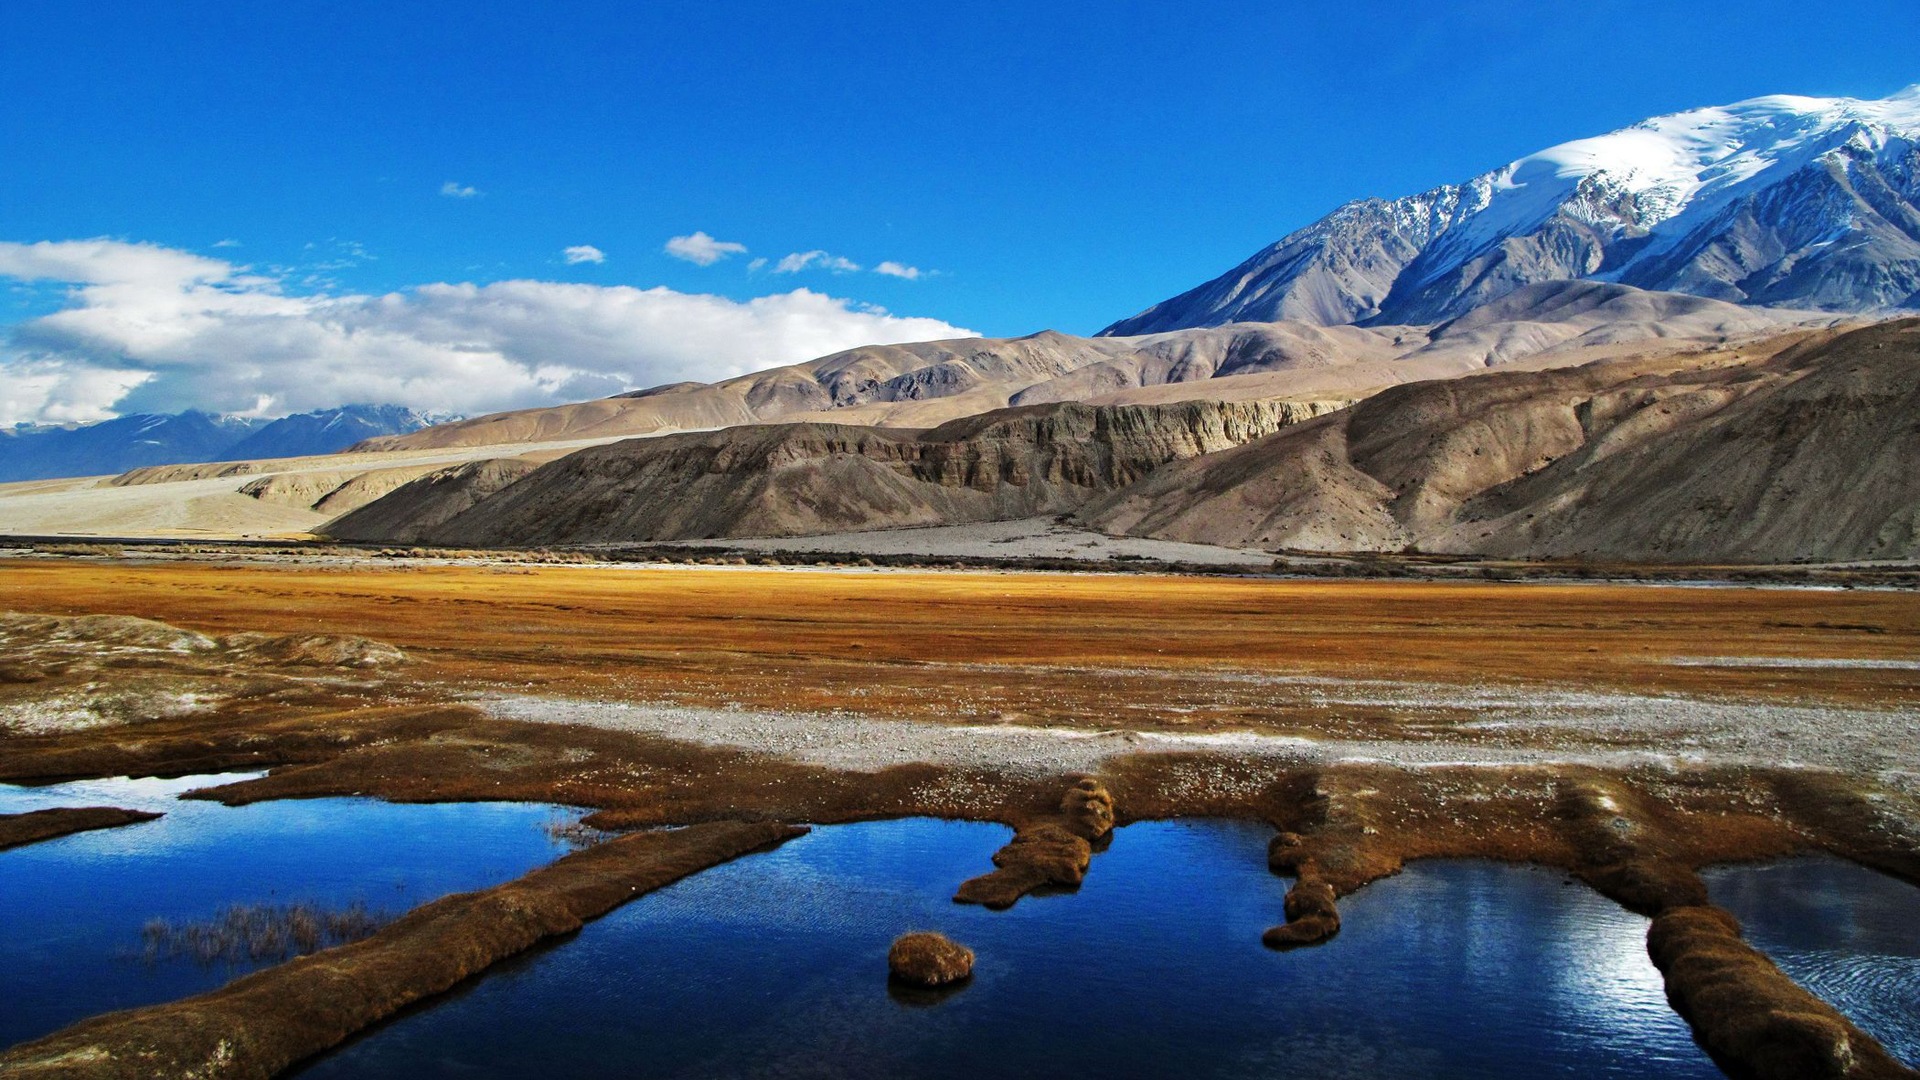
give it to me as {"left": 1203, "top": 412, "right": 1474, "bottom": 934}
{"left": 140, "top": 903, "right": 390, "bottom": 966}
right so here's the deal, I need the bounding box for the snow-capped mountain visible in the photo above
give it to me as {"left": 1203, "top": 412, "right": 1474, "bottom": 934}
{"left": 0, "top": 405, "right": 449, "bottom": 483}
{"left": 220, "top": 404, "right": 441, "bottom": 462}
{"left": 1105, "top": 85, "right": 1920, "bottom": 334}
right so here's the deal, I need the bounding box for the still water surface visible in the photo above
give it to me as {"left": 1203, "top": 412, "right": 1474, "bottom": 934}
{"left": 13, "top": 793, "right": 1906, "bottom": 1078}
{"left": 0, "top": 774, "right": 584, "bottom": 1049}
{"left": 300, "top": 818, "right": 1722, "bottom": 1079}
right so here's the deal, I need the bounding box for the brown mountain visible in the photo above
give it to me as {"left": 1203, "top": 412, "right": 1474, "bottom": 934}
{"left": 325, "top": 399, "right": 1340, "bottom": 545}
{"left": 1080, "top": 319, "right": 1920, "bottom": 563}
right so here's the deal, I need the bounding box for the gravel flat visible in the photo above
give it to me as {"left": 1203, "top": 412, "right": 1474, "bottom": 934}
{"left": 481, "top": 670, "right": 1920, "bottom": 794}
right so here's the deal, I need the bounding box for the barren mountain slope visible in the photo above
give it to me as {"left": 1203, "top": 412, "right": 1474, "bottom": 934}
{"left": 356, "top": 284, "right": 1800, "bottom": 453}
{"left": 324, "top": 458, "right": 543, "bottom": 543}
{"left": 1082, "top": 319, "right": 1920, "bottom": 562}
{"left": 353, "top": 331, "right": 1154, "bottom": 451}
{"left": 329, "top": 399, "right": 1339, "bottom": 546}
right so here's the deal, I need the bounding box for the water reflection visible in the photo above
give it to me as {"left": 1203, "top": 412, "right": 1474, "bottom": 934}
{"left": 300, "top": 819, "right": 1720, "bottom": 1079}
{"left": 0, "top": 775, "right": 584, "bottom": 1049}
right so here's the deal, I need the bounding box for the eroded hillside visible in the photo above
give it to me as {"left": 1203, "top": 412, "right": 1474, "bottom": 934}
{"left": 1084, "top": 319, "right": 1920, "bottom": 562}
{"left": 328, "top": 399, "right": 1341, "bottom": 545}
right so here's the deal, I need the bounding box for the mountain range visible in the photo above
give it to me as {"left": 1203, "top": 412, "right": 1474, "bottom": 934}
{"left": 0, "top": 405, "right": 443, "bottom": 483}
{"left": 1105, "top": 86, "right": 1920, "bottom": 333}
{"left": 7, "top": 85, "right": 1918, "bottom": 565}
{"left": 326, "top": 398, "right": 1340, "bottom": 545}
{"left": 356, "top": 280, "right": 1800, "bottom": 454}
{"left": 328, "top": 317, "right": 1920, "bottom": 563}
{"left": 1081, "top": 319, "right": 1920, "bottom": 562}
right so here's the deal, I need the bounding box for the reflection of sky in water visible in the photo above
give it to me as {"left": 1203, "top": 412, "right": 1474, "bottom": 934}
{"left": 0, "top": 772, "right": 268, "bottom": 814}
{"left": 1706, "top": 856, "right": 1920, "bottom": 1067}
{"left": 302, "top": 819, "right": 1721, "bottom": 1080}
{"left": 0, "top": 775, "right": 582, "bottom": 1050}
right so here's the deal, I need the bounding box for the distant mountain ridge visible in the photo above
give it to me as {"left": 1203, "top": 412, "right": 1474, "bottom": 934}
{"left": 221, "top": 405, "right": 439, "bottom": 462}
{"left": 1106, "top": 85, "right": 1920, "bottom": 334}
{"left": 356, "top": 281, "right": 1801, "bottom": 454}
{"left": 0, "top": 405, "right": 446, "bottom": 483}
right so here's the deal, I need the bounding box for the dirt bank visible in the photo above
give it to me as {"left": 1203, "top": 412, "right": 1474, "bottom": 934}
{"left": 1651, "top": 906, "right": 1917, "bottom": 1080}
{"left": 954, "top": 778, "right": 1116, "bottom": 907}
{"left": 0, "top": 820, "right": 804, "bottom": 1080}
{"left": 0, "top": 807, "right": 159, "bottom": 851}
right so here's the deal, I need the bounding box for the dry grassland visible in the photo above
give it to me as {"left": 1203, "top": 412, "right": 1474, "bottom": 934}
{"left": 1, "top": 560, "right": 1915, "bottom": 724}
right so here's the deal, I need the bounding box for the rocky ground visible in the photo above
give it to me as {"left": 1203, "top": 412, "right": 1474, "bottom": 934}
{"left": 479, "top": 665, "right": 1919, "bottom": 792}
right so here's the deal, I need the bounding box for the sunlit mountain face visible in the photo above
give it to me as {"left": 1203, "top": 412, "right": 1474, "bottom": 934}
{"left": 1106, "top": 86, "right": 1920, "bottom": 334}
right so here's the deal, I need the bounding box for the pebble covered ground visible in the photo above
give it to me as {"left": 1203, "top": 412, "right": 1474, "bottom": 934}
{"left": 484, "top": 666, "right": 1920, "bottom": 794}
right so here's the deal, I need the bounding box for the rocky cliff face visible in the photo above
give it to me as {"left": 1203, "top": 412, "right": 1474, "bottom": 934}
{"left": 1081, "top": 319, "right": 1920, "bottom": 563}
{"left": 327, "top": 399, "right": 1343, "bottom": 546}
{"left": 1106, "top": 87, "right": 1920, "bottom": 334}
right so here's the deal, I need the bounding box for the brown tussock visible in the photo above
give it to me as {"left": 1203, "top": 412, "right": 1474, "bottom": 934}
{"left": 1650, "top": 907, "right": 1918, "bottom": 1080}
{"left": 887, "top": 932, "right": 974, "bottom": 987}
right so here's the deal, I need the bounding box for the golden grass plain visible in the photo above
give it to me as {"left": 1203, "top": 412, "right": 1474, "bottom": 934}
{"left": 1, "top": 559, "right": 1915, "bottom": 726}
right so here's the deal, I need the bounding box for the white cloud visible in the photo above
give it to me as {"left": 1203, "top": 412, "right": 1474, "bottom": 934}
{"left": 0, "top": 239, "right": 233, "bottom": 288}
{"left": 211, "top": 238, "right": 242, "bottom": 249}
{"left": 440, "top": 181, "right": 480, "bottom": 198}
{"left": 563, "top": 245, "right": 606, "bottom": 265}
{"left": 0, "top": 238, "right": 976, "bottom": 425}
{"left": 664, "top": 231, "right": 748, "bottom": 266}
{"left": 874, "top": 261, "right": 926, "bottom": 280}
{"left": 775, "top": 250, "right": 861, "bottom": 274}
{"left": 0, "top": 360, "right": 152, "bottom": 425}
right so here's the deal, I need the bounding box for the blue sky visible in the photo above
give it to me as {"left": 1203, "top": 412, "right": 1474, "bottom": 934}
{"left": 2, "top": 1, "right": 1916, "bottom": 422}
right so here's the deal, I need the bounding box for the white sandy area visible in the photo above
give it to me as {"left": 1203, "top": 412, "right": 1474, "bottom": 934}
{"left": 0, "top": 435, "right": 629, "bottom": 539}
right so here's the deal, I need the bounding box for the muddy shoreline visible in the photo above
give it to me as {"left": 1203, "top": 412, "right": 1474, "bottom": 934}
{"left": 4, "top": 722, "right": 1916, "bottom": 1078}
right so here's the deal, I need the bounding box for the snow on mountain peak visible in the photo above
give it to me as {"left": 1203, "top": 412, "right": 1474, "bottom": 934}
{"left": 1104, "top": 84, "right": 1920, "bottom": 336}
{"left": 1380, "top": 85, "right": 1920, "bottom": 304}
{"left": 1486, "top": 88, "right": 1920, "bottom": 231}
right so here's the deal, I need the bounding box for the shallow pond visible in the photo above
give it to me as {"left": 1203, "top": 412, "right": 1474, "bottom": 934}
{"left": 298, "top": 818, "right": 1722, "bottom": 1079}
{"left": 0, "top": 774, "right": 586, "bottom": 1050}
{"left": 1704, "top": 855, "right": 1920, "bottom": 1067}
